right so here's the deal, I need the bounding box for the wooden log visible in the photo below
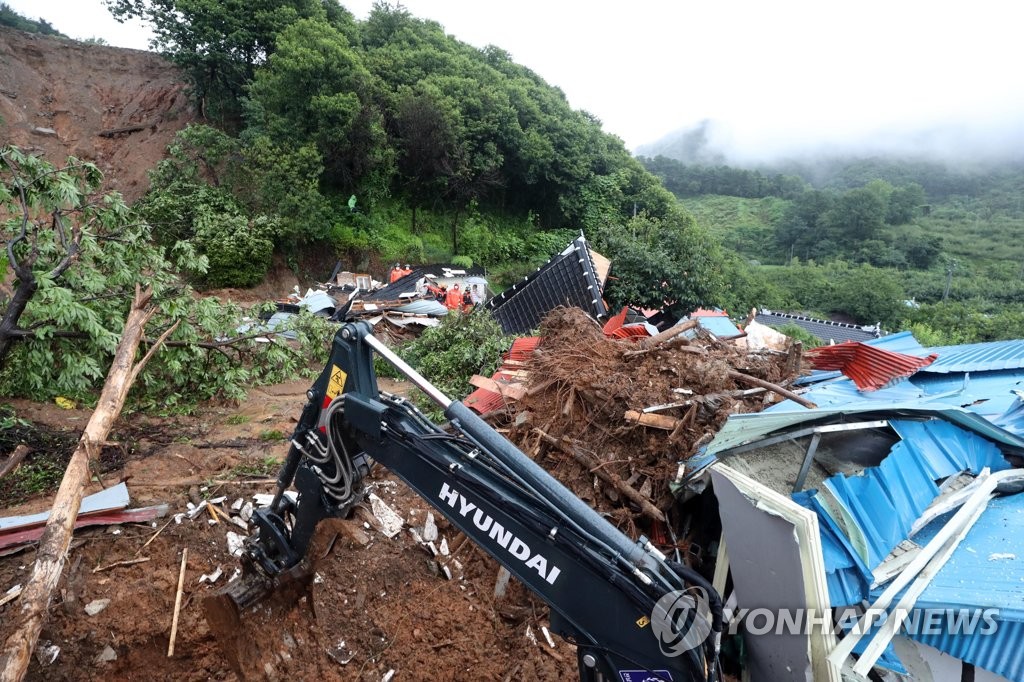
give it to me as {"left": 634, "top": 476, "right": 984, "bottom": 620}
{"left": 624, "top": 410, "right": 682, "bottom": 431}
{"left": 0, "top": 445, "right": 30, "bottom": 480}
{"left": 0, "top": 286, "right": 171, "bottom": 682}
{"left": 533, "top": 429, "right": 665, "bottom": 523}
{"left": 637, "top": 318, "right": 699, "bottom": 350}
{"left": 167, "top": 548, "right": 188, "bottom": 657}
{"left": 727, "top": 370, "right": 816, "bottom": 409}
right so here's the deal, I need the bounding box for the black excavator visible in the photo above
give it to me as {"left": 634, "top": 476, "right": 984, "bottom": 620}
{"left": 206, "top": 321, "right": 722, "bottom": 682}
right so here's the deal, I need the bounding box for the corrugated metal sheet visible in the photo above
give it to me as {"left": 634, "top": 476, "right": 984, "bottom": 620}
{"left": 602, "top": 306, "right": 630, "bottom": 335}
{"left": 694, "top": 315, "right": 744, "bottom": 339}
{"left": 892, "top": 492, "right": 1024, "bottom": 680}
{"left": 608, "top": 324, "right": 653, "bottom": 339}
{"left": 465, "top": 336, "right": 541, "bottom": 415}
{"left": 806, "top": 342, "right": 938, "bottom": 391}
{"left": 922, "top": 339, "right": 1024, "bottom": 374}
{"left": 507, "top": 336, "right": 542, "bottom": 361}
{"left": 703, "top": 405, "right": 1024, "bottom": 456}
{"left": 463, "top": 387, "right": 508, "bottom": 415}
{"left": 816, "top": 420, "right": 1007, "bottom": 570}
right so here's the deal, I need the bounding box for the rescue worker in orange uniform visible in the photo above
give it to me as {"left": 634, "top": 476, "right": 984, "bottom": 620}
{"left": 444, "top": 283, "right": 464, "bottom": 310}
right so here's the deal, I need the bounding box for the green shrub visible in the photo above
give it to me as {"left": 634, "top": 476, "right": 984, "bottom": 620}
{"left": 190, "top": 211, "right": 277, "bottom": 288}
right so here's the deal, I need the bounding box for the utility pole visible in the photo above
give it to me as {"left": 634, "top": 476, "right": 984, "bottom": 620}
{"left": 942, "top": 259, "right": 957, "bottom": 302}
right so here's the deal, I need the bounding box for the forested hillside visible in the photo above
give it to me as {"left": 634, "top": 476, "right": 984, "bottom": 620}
{"left": 99, "top": 0, "right": 722, "bottom": 317}
{"left": 642, "top": 154, "right": 1024, "bottom": 342}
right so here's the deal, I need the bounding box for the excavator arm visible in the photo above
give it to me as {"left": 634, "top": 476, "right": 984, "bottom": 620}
{"left": 211, "top": 321, "right": 721, "bottom": 682}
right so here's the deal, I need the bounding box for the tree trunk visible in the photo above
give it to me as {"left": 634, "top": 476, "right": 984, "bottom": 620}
{"left": 0, "top": 272, "right": 37, "bottom": 371}
{"left": 0, "top": 286, "right": 161, "bottom": 682}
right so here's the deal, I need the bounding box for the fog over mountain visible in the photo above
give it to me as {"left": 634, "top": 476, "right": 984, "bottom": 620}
{"left": 637, "top": 117, "right": 1024, "bottom": 169}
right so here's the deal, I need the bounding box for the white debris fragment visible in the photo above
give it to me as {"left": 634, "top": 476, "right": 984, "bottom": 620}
{"left": 229, "top": 516, "right": 249, "bottom": 531}
{"left": 422, "top": 512, "right": 438, "bottom": 542}
{"left": 408, "top": 527, "right": 424, "bottom": 544}
{"left": 368, "top": 493, "right": 404, "bottom": 538}
{"left": 541, "top": 625, "right": 556, "bottom": 648}
{"left": 84, "top": 598, "right": 110, "bottom": 616}
{"left": 226, "top": 531, "right": 246, "bottom": 557}
{"left": 440, "top": 565, "right": 452, "bottom": 580}
{"left": 240, "top": 501, "right": 254, "bottom": 522}
{"left": 228, "top": 567, "right": 242, "bottom": 583}
{"left": 199, "top": 567, "right": 224, "bottom": 584}
{"left": 426, "top": 541, "right": 439, "bottom": 557}
{"left": 439, "top": 538, "right": 450, "bottom": 556}
{"left": 253, "top": 492, "right": 296, "bottom": 508}
{"left": 209, "top": 496, "right": 227, "bottom": 505}
{"left": 187, "top": 500, "right": 208, "bottom": 520}
{"left": 173, "top": 513, "right": 185, "bottom": 525}
{"left": 314, "top": 573, "right": 324, "bottom": 585}
{"left": 231, "top": 498, "right": 244, "bottom": 511}
{"left": 381, "top": 669, "right": 395, "bottom": 682}
{"left": 207, "top": 519, "right": 217, "bottom": 526}
{"left": 35, "top": 642, "right": 60, "bottom": 666}
{"left": 95, "top": 645, "right": 117, "bottom": 663}
{"left": 989, "top": 553, "right": 1017, "bottom": 561}
{"left": 525, "top": 625, "right": 538, "bottom": 646}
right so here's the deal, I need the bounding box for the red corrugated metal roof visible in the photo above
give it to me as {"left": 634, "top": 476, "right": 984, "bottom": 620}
{"left": 463, "top": 387, "right": 508, "bottom": 415}
{"left": 466, "top": 336, "right": 542, "bottom": 414}
{"left": 507, "top": 336, "right": 542, "bottom": 361}
{"left": 609, "top": 325, "right": 651, "bottom": 339}
{"left": 603, "top": 306, "right": 630, "bottom": 335}
{"left": 690, "top": 308, "right": 728, "bottom": 317}
{"left": 806, "top": 342, "right": 939, "bottom": 391}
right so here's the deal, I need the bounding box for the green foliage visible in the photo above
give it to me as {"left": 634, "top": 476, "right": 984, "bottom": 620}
{"left": 772, "top": 324, "right": 823, "bottom": 348}
{"left": 594, "top": 212, "right": 726, "bottom": 318}
{"left": 0, "top": 3, "right": 67, "bottom": 36}
{"left": 0, "top": 147, "right": 325, "bottom": 409}
{"left": 395, "top": 311, "right": 511, "bottom": 405}
{"left": 190, "top": 210, "right": 277, "bottom": 288}
{"left": 450, "top": 255, "right": 473, "bottom": 269}
{"left": 104, "top": 0, "right": 336, "bottom": 126}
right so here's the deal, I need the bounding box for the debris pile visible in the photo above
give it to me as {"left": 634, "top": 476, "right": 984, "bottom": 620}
{"left": 478, "top": 307, "right": 804, "bottom": 529}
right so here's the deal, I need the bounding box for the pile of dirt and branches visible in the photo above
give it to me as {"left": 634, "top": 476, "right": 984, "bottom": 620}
{"left": 496, "top": 307, "right": 803, "bottom": 533}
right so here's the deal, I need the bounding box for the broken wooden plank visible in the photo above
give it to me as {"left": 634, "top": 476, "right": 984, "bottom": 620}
{"left": 624, "top": 410, "right": 682, "bottom": 431}
{"left": 468, "top": 375, "right": 527, "bottom": 401}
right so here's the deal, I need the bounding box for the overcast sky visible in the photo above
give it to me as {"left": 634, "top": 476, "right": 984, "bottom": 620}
{"left": 9, "top": 0, "right": 1024, "bottom": 158}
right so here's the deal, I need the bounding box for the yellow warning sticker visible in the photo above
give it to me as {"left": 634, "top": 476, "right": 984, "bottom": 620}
{"left": 326, "top": 365, "right": 348, "bottom": 400}
{"left": 636, "top": 615, "right": 651, "bottom": 628}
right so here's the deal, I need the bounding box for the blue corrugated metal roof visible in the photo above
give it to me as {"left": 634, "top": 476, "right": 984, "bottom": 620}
{"left": 883, "top": 492, "right": 1024, "bottom": 680}
{"left": 812, "top": 420, "right": 1008, "bottom": 572}
{"left": 922, "top": 339, "right": 1024, "bottom": 374}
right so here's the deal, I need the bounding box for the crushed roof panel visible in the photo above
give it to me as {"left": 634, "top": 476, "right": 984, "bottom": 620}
{"left": 485, "top": 235, "right": 607, "bottom": 335}
{"left": 755, "top": 311, "right": 883, "bottom": 344}
{"left": 806, "top": 342, "right": 938, "bottom": 391}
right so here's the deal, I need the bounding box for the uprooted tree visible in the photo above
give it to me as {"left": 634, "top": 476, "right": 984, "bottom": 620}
{"left": 0, "top": 146, "right": 334, "bottom": 409}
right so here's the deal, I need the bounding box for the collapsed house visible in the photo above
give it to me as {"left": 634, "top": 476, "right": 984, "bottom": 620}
{"left": 681, "top": 332, "right": 1024, "bottom": 681}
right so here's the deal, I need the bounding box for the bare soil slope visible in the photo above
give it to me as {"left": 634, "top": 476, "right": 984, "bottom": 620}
{"left": 0, "top": 27, "right": 195, "bottom": 202}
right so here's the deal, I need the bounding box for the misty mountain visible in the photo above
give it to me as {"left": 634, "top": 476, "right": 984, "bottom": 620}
{"left": 637, "top": 118, "right": 1024, "bottom": 172}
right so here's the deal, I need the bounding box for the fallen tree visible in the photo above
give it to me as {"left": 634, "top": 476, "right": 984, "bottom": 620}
{"left": 0, "top": 285, "right": 175, "bottom": 682}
